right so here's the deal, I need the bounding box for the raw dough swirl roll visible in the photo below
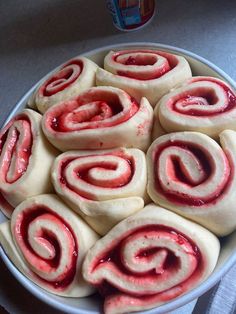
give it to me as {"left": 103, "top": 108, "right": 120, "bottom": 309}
{"left": 52, "top": 148, "right": 147, "bottom": 235}
{"left": 147, "top": 130, "right": 236, "bottom": 236}
{"left": 0, "top": 194, "right": 99, "bottom": 297}
{"left": 42, "top": 86, "right": 153, "bottom": 151}
{"left": 96, "top": 49, "right": 192, "bottom": 106}
{"left": 29, "top": 57, "right": 98, "bottom": 113}
{"left": 0, "top": 109, "right": 58, "bottom": 218}
{"left": 83, "top": 204, "right": 219, "bottom": 314}
{"left": 153, "top": 76, "right": 236, "bottom": 139}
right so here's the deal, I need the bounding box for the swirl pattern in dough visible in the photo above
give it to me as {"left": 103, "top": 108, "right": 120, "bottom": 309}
{"left": 28, "top": 57, "right": 98, "bottom": 113}
{"left": 83, "top": 204, "right": 219, "bottom": 314}
{"left": 0, "top": 194, "right": 99, "bottom": 296}
{"left": 52, "top": 148, "right": 147, "bottom": 235}
{"left": 147, "top": 130, "right": 236, "bottom": 236}
{"left": 96, "top": 49, "right": 192, "bottom": 106}
{"left": 153, "top": 76, "right": 236, "bottom": 139}
{"left": 0, "top": 109, "right": 58, "bottom": 218}
{"left": 42, "top": 86, "right": 153, "bottom": 151}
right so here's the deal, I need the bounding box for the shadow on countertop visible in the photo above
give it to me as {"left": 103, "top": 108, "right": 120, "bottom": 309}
{"left": 1, "top": 0, "right": 236, "bottom": 57}
{"left": 0, "top": 0, "right": 117, "bottom": 55}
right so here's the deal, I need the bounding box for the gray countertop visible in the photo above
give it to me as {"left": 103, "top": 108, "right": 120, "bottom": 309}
{"left": 1, "top": 0, "right": 236, "bottom": 313}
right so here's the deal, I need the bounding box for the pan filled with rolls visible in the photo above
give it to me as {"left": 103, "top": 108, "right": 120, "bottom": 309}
{"left": 1, "top": 43, "right": 236, "bottom": 314}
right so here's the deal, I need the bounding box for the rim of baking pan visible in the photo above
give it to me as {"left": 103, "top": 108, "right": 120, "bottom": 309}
{"left": 0, "top": 42, "right": 236, "bottom": 314}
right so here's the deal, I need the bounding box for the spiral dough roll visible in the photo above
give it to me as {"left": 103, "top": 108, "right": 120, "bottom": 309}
{"left": 96, "top": 49, "right": 192, "bottom": 106}
{"left": 0, "top": 194, "right": 99, "bottom": 297}
{"left": 52, "top": 148, "right": 147, "bottom": 235}
{"left": 153, "top": 76, "right": 236, "bottom": 139}
{"left": 0, "top": 109, "right": 58, "bottom": 218}
{"left": 28, "top": 56, "right": 98, "bottom": 113}
{"left": 147, "top": 130, "right": 236, "bottom": 236}
{"left": 42, "top": 86, "right": 153, "bottom": 151}
{"left": 83, "top": 204, "right": 219, "bottom": 314}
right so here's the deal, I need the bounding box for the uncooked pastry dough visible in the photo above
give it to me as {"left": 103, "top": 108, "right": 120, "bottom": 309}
{"left": 52, "top": 148, "right": 148, "bottom": 235}
{"left": 83, "top": 204, "right": 219, "bottom": 314}
{"left": 147, "top": 130, "right": 236, "bottom": 236}
{"left": 0, "top": 194, "right": 99, "bottom": 297}
{"left": 96, "top": 49, "right": 192, "bottom": 106}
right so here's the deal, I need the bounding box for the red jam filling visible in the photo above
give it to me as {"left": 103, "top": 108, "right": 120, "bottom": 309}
{"left": 92, "top": 224, "right": 202, "bottom": 298}
{"left": 58, "top": 152, "right": 135, "bottom": 200}
{"left": 154, "top": 140, "right": 230, "bottom": 206}
{"left": 48, "top": 92, "right": 139, "bottom": 132}
{"left": 124, "top": 55, "right": 157, "bottom": 66}
{"left": 172, "top": 78, "right": 236, "bottom": 116}
{"left": 15, "top": 206, "right": 78, "bottom": 289}
{"left": 113, "top": 50, "right": 178, "bottom": 80}
{"left": 39, "top": 60, "right": 83, "bottom": 97}
{"left": 0, "top": 115, "right": 32, "bottom": 184}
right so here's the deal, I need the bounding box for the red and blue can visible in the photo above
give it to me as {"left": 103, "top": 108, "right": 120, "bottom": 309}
{"left": 106, "top": 0, "right": 156, "bottom": 31}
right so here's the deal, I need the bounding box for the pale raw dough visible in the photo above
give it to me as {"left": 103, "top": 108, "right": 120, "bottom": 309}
{"left": 147, "top": 130, "right": 236, "bottom": 236}
{"left": 42, "top": 86, "right": 153, "bottom": 152}
{"left": 0, "top": 194, "right": 99, "bottom": 297}
{"left": 83, "top": 204, "right": 220, "bottom": 314}
{"left": 153, "top": 76, "right": 236, "bottom": 140}
{"left": 0, "top": 109, "right": 58, "bottom": 218}
{"left": 52, "top": 148, "right": 148, "bottom": 235}
{"left": 28, "top": 57, "right": 98, "bottom": 113}
{"left": 96, "top": 50, "right": 192, "bottom": 107}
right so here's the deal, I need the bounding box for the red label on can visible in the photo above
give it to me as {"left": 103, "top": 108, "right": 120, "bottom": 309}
{"left": 106, "top": 0, "right": 155, "bottom": 31}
